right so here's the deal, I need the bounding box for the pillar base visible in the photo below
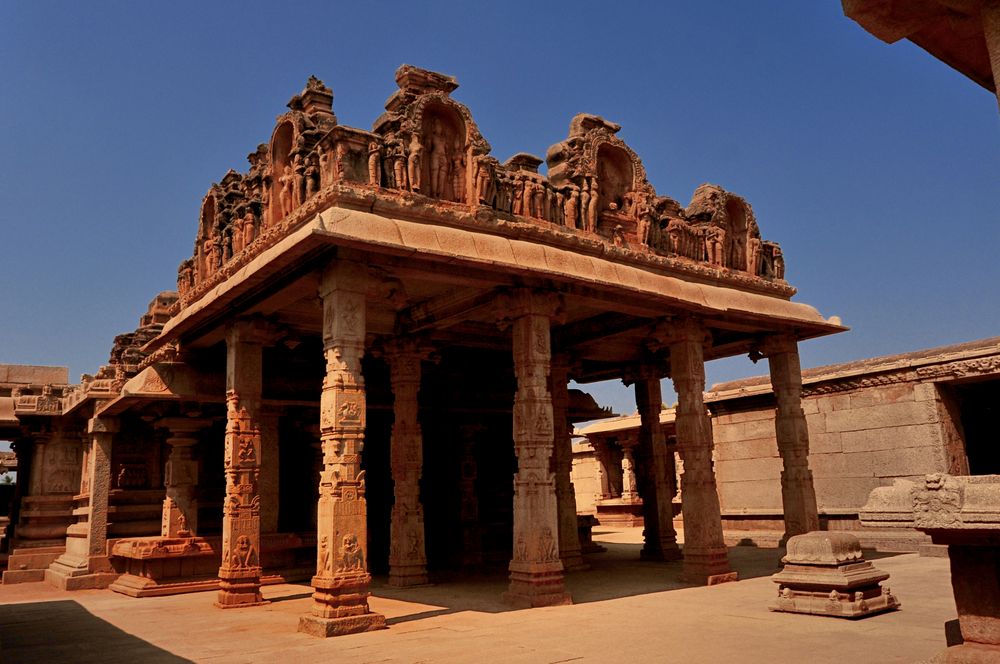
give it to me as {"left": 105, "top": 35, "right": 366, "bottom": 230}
{"left": 928, "top": 643, "right": 1000, "bottom": 664}
{"left": 560, "top": 552, "right": 590, "bottom": 572}
{"left": 215, "top": 570, "right": 266, "bottom": 608}
{"left": 388, "top": 566, "right": 429, "bottom": 587}
{"left": 45, "top": 551, "right": 117, "bottom": 590}
{"left": 299, "top": 572, "right": 386, "bottom": 637}
{"left": 640, "top": 543, "right": 683, "bottom": 562}
{"left": 682, "top": 546, "right": 737, "bottom": 585}
{"left": 504, "top": 563, "right": 573, "bottom": 608}
{"left": 298, "top": 612, "right": 387, "bottom": 638}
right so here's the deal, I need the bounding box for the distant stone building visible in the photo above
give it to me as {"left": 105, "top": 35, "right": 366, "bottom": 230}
{"left": 574, "top": 337, "right": 1000, "bottom": 550}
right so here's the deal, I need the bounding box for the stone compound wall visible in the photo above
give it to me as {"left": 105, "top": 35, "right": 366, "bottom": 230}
{"left": 712, "top": 380, "right": 954, "bottom": 528}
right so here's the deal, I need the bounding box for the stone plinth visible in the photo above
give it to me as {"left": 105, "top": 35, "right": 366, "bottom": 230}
{"left": 769, "top": 531, "right": 899, "bottom": 618}
{"left": 861, "top": 474, "right": 1000, "bottom": 663}
{"left": 108, "top": 533, "right": 314, "bottom": 597}
{"left": 595, "top": 497, "right": 645, "bottom": 527}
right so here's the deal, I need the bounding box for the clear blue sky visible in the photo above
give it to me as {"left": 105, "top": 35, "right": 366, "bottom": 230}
{"left": 2, "top": 1, "right": 998, "bottom": 416}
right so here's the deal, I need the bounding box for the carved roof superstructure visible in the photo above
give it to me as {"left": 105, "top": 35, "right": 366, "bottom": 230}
{"left": 152, "top": 65, "right": 841, "bottom": 386}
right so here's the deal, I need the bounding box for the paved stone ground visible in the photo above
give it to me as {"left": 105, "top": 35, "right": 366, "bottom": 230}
{"left": 0, "top": 528, "right": 957, "bottom": 663}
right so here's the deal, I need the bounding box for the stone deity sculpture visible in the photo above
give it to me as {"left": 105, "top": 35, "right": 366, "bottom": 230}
{"left": 512, "top": 176, "right": 525, "bottom": 215}
{"left": 429, "top": 120, "right": 449, "bottom": 198}
{"left": 292, "top": 153, "right": 305, "bottom": 207}
{"left": 747, "top": 236, "right": 762, "bottom": 275}
{"left": 587, "top": 176, "right": 600, "bottom": 231}
{"left": 368, "top": 141, "right": 381, "bottom": 187}
{"left": 390, "top": 140, "right": 408, "bottom": 190}
{"left": 407, "top": 133, "right": 423, "bottom": 193}
{"left": 579, "top": 181, "right": 591, "bottom": 231}
{"left": 279, "top": 165, "right": 294, "bottom": 218}
{"left": 304, "top": 154, "right": 319, "bottom": 199}
{"left": 450, "top": 147, "right": 465, "bottom": 202}
{"left": 772, "top": 245, "right": 784, "bottom": 279}
{"left": 564, "top": 186, "right": 580, "bottom": 228}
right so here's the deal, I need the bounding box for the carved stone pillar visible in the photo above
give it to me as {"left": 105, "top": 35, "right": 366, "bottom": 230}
{"left": 28, "top": 433, "right": 49, "bottom": 496}
{"left": 216, "top": 320, "right": 268, "bottom": 609}
{"left": 458, "top": 425, "right": 482, "bottom": 566}
{"left": 45, "top": 417, "right": 117, "bottom": 590}
{"left": 634, "top": 374, "right": 682, "bottom": 562}
{"left": 385, "top": 340, "right": 430, "bottom": 587}
{"left": 668, "top": 318, "right": 737, "bottom": 585}
{"left": 502, "top": 290, "right": 571, "bottom": 607}
{"left": 763, "top": 335, "right": 820, "bottom": 539}
{"left": 259, "top": 411, "right": 280, "bottom": 535}
{"left": 551, "top": 357, "right": 586, "bottom": 572}
{"left": 158, "top": 418, "right": 207, "bottom": 538}
{"left": 299, "top": 259, "right": 386, "bottom": 637}
{"left": 591, "top": 439, "right": 612, "bottom": 502}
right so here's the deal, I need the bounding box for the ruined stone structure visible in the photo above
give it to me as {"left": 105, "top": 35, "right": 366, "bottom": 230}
{"left": 0, "top": 66, "right": 842, "bottom": 637}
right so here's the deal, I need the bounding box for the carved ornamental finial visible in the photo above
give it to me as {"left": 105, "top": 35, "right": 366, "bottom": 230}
{"left": 394, "top": 64, "right": 459, "bottom": 95}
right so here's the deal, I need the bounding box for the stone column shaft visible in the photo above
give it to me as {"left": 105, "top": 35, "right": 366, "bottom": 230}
{"left": 502, "top": 290, "right": 571, "bottom": 607}
{"left": 669, "top": 319, "right": 736, "bottom": 585}
{"left": 84, "top": 418, "right": 114, "bottom": 559}
{"left": 634, "top": 375, "right": 681, "bottom": 561}
{"left": 299, "top": 258, "right": 385, "bottom": 637}
{"left": 764, "top": 335, "right": 820, "bottom": 539}
{"left": 216, "top": 321, "right": 267, "bottom": 609}
{"left": 387, "top": 342, "right": 429, "bottom": 587}
{"left": 551, "top": 358, "right": 586, "bottom": 572}
{"left": 159, "top": 420, "right": 204, "bottom": 538}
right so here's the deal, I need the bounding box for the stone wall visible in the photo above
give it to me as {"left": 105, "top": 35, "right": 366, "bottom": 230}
{"left": 712, "top": 380, "right": 953, "bottom": 524}
{"left": 571, "top": 441, "right": 600, "bottom": 516}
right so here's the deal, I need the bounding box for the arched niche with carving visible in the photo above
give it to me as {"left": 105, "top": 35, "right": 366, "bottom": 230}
{"left": 269, "top": 120, "right": 296, "bottom": 225}
{"left": 419, "top": 101, "right": 467, "bottom": 202}
{"left": 595, "top": 143, "right": 634, "bottom": 213}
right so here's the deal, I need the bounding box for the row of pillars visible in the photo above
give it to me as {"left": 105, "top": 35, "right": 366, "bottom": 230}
{"left": 70, "top": 258, "right": 819, "bottom": 637}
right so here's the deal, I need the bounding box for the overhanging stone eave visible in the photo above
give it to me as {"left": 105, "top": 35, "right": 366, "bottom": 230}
{"left": 149, "top": 204, "right": 844, "bottom": 354}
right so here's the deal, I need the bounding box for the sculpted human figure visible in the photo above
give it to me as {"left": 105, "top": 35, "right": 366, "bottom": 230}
{"left": 368, "top": 141, "right": 382, "bottom": 187}
{"left": 579, "top": 181, "right": 591, "bottom": 230}
{"left": 450, "top": 146, "right": 465, "bottom": 202}
{"left": 292, "top": 153, "right": 305, "bottom": 207}
{"left": 637, "top": 201, "right": 655, "bottom": 246}
{"left": 429, "top": 119, "right": 449, "bottom": 198}
{"left": 318, "top": 150, "right": 330, "bottom": 187}
{"left": 564, "top": 186, "right": 579, "bottom": 228}
{"left": 390, "top": 140, "right": 408, "bottom": 190}
{"left": 554, "top": 190, "right": 566, "bottom": 225}
{"left": 407, "top": 133, "right": 423, "bottom": 193}
{"left": 279, "top": 165, "right": 294, "bottom": 218}
{"left": 339, "top": 533, "right": 365, "bottom": 572}
{"left": 747, "top": 236, "right": 762, "bottom": 275}
{"left": 543, "top": 184, "right": 553, "bottom": 221}
{"left": 587, "top": 176, "right": 600, "bottom": 231}
{"left": 304, "top": 154, "right": 319, "bottom": 199}
{"left": 260, "top": 184, "right": 271, "bottom": 228}
{"left": 335, "top": 142, "right": 348, "bottom": 179}
{"left": 705, "top": 226, "right": 726, "bottom": 265}
{"left": 512, "top": 176, "right": 525, "bottom": 215}
{"left": 531, "top": 179, "right": 545, "bottom": 219}
{"left": 242, "top": 209, "right": 255, "bottom": 249}
{"left": 772, "top": 245, "right": 785, "bottom": 279}
{"left": 612, "top": 224, "right": 626, "bottom": 247}
{"left": 473, "top": 155, "right": 493, "bottom": 205}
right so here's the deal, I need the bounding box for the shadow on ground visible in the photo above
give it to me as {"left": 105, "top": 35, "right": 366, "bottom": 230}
{"left": 0, "top": 600, "right": 191, "bottom": 664}
{"left": 360, "top": 539, "right": 838, "bottom": 623}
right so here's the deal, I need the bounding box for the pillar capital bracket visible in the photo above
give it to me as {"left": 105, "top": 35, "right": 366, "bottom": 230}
{"left": 226, "top": 315, "right": 286, "bottom": 347}
{"left": 647, "top": 316, "right": 712, "bottom": 351}
{"left": 494, "top": 289, "right": 564, "bottom": 330}
{"left": 748, "top": 333, "right": 799, "bottom": 363}
{"left": 88, "top": 416, "right": 119, "bottom": 435}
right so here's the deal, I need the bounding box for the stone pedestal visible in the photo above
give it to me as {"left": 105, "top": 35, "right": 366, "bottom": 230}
{"left": 299, "top": 259, "right": 386, "bottom": 637}
{"left": 863, "top": 474, "right": 1000, "bottom": 664}
{"left": 216, "top": 321, "right": 268, "bottom": 609}
{"left": 501, "top": 290, "right": 572, "bottom": 608}
{"left": 763, "top": 335, "right": 819, "bottom": 540}
{"left": 386, "top": 340, "right": 430, "bottom": 587}
{"left": 46, "top": 417, "right": 119, "bottom": 590}
{"left": 769, "top": 531, "right": 899, "bottom": 618}
{"left": 634, "top": 373, "right": 682, "bottom": 562}
{"left": 551, "top": 357, "right": 586, "bottom": 572}
{"left": 668, "top": 318, "right": 736, "bottom": 585}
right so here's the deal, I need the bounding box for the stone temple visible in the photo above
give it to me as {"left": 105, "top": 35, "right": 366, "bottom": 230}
{"left": 0, "top": 64, "right": 846, "bottom": 637}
